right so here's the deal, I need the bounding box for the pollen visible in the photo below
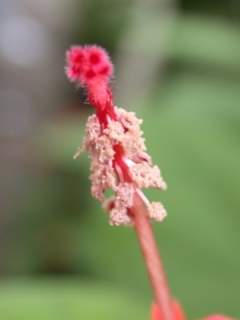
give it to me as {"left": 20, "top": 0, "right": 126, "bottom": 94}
{"left": 77, "top": 107, "right": 167, "bottom": 225}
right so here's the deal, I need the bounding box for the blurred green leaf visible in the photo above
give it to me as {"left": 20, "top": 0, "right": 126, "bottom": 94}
{"left": 132, "top": 14, "right": 240, "bottom": 71}
{"left": 169, "top": 15, "right": 240, "bottom": 71}
{"left": 0, "top": 279, "right": 147, "bottom": 320}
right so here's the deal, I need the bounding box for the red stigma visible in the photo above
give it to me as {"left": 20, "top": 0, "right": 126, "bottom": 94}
{"left": 85, "top": 69, "right": 96, "bottom": 80}
{"left": 66, "top": 45, "right": 113, "bottom": 85}
{"left": 65, "top": 44, "right": 116, "bottom": 125}
{"left": 72, "top": 51, "right": 84, "bottom": 65}
{"left": 99, "top": 65, "right": 110, "bottom": 76}
{"left": 89, "top": 52, "right": 101, "bottom": 64}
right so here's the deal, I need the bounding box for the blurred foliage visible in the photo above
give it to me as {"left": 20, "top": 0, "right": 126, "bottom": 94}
{"left": 71, "top": 0, "right": 132, "bottom": 53}
{"left": 0, "top": 279, "right": 147, "bottom": 320}
{"left": 169, "top": 15, "right": 240, "bottom": 71}
{"left": 1, "top": 1, "right": 240, "bottom": 319}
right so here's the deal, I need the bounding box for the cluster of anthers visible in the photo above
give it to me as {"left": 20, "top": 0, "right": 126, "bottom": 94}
{"left": 66, "top": 45, "right": 167, "bottom": 226}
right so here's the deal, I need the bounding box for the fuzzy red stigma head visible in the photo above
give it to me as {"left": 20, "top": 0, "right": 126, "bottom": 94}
{"left": 65, "top": 45, "right": 116, "bottom": 126}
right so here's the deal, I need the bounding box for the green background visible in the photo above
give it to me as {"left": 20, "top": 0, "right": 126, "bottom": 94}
{"left": 0, "top": 0, "right": 239, "bottom": 319}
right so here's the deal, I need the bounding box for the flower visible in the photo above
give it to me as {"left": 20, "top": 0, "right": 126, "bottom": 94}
{"left": 150, "top": 301, "right": 234, "bottom": 320}
{"left": 65, "top": 45, "right": 167, "bottom": 226}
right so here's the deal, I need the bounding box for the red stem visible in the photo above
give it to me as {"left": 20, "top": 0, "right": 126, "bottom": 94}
{"left": 130, "top": 192, "right": 173, "bottom": 320}
{"left": 67, "top": 45, "right": 173, "bottom": 318}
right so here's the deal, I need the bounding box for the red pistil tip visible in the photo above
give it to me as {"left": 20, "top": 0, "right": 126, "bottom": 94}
{"left": 65, "top": 45, "right": 113, "bottom": 86}
{"left": 66, "top": 45, "right": 115, "bottom": 119}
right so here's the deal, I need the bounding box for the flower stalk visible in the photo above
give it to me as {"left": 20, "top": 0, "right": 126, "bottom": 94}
{"left": 130, "top": 191, "right": 173, "bottom": 320}
{"left": 65, "top": 44, "right": 172, "bottom": 320}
